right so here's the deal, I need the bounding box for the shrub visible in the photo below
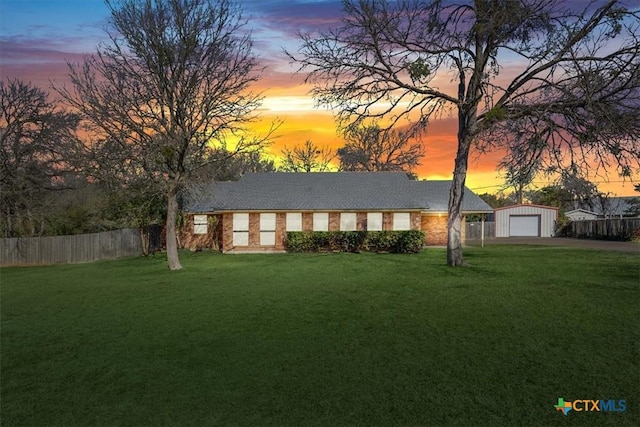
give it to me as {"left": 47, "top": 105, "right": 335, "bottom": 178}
{"left": 394, "top": 230, "right": 425, "bottom": 253}
{"left": 554, "top": 216, "right": 572, "bottom": 237}
{"left": 284, "top": 231, "right": 315, "bottom": 252}
{"left": 285, "top": 230, "right": 425, "bottom": 254}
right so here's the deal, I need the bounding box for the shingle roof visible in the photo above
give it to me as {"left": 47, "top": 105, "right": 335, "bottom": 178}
{"left": 184, "top": 172, "right": 493, "bottom": 213}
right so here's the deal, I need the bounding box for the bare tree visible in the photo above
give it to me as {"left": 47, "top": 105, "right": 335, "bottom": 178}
{"left": 289, "top": 0, "right": 640, "bottom": 266}
{"left": 337, "top": 124, "right": 424, "bottom": 174}
{"left": 559, "top": 171, "right": 603, "bottom": 211}
{"left": 497, "top": 133, "right": 546, "bottom": 204}
{"left": 58, "top": 0, "right": 270, "bottom": 270}
{"left": 0, "top": 79, "right": 82, "bottom": 237}
{"left": 280, "top": 140, "right": 335, "bottom": 172}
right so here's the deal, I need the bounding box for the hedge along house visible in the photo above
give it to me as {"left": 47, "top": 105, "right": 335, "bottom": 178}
{"left": 181, "top": 172, "right": 493, "bottom": 253}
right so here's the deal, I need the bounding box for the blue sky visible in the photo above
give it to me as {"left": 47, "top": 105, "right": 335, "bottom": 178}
{"left": 0, "top": 0, "right": 346, "bottom": 87}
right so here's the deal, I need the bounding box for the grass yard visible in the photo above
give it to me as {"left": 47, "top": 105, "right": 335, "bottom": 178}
{"left": 1, "top": 246, "right": 638, "bottom": 426}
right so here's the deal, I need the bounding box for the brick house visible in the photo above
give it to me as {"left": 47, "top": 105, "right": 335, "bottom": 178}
{"left": 180, "top": 172, "right": 492, "bottom": 252}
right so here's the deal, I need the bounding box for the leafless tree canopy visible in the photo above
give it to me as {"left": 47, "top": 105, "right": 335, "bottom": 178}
{"left": 58, "top": 0, "right": 268, "bottom": 269}
{"left": 289, "top": 0, "right": 640, "bottom": 266}
{"left": 280, "top": 140, "right": 336, "bottom": 172}
{"left": 337, "top": 124, "right": 424, "bottom": 174}
{"left": 1, "top": 79, "right": 82, "bottom": 237}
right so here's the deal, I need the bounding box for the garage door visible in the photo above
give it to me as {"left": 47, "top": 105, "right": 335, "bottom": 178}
{"left": 509, "top": 215, "right": 540, "bottom": 237}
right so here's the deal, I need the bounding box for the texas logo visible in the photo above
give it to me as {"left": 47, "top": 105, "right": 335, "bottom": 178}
{"left": 554, "top": 398, "right": 626, "bottom": 415}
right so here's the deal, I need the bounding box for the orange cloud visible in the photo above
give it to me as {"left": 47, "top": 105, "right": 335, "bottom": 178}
{"left": 252, "top": 96, "right": 638, "bottom": 197}
{"left": 2, "top": 38, "right": 635, "bottom": 197}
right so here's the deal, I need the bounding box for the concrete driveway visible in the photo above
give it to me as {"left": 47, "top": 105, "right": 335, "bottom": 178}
{"left": 466, "top": 237, "right": 639, "bottom": 254}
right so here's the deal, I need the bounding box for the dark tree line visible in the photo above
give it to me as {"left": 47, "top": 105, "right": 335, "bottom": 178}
{"left": 0, "top": 79, "right": 83, "bottom": 237}
{"left": 0, "top": 77, "right": 278, "bottom": 238}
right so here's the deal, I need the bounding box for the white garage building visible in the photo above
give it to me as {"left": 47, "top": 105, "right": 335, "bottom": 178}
{"left": 495, "top": 204, "right": 558, "bottom": 238}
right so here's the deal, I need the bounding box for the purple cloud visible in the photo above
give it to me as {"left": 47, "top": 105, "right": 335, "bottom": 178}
{"left": 247, "top": 0, "right": 343, "bottom": 35}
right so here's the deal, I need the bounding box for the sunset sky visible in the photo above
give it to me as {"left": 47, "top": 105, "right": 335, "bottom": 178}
{"left": 1, "top": 0, "right": 638, "bottom": 196}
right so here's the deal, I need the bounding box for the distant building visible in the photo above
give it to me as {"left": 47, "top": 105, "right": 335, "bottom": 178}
{"left": 494, "top": 204, "right": 558, "bottom": 238}
{"left": 565, "top": 209, "right": 598, "bottom": 221}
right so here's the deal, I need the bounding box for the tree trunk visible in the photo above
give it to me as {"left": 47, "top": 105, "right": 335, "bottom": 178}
{"left": 447, "top": 117, "right": 474, "bottom": 267}
{"left": 140, "top": 227, "right": 150, "bottom": 256}
{"left": 166, "top": 181, "right": 183, "bottom": 271}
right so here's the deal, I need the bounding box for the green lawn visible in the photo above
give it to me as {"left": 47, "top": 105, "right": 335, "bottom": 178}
{"left": 1, "top": 247, "right": 638, "bottom": 426}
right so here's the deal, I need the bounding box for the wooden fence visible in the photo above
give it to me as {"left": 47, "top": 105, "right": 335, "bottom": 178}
{"left": 465, "top": 221, "right": 495, "bottom": 240}
{"left": 562, "top": 218, "right": 640, "bottom": 240}
{"left": 0, "top": 228, "right": 142, "bottom": 267}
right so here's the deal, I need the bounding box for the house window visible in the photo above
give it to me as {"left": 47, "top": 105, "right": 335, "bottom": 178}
{"left": 286, "top": 212, "right": 302, "bottom": 231}
{"left": 393, "top": 212, "right": 411, "bottom": 230}
{"left": 340, "top": 213, "right": 357, "bottom": 231}
{"left": 193, "top": 215, "right": 208, "bottom": 234}
{"left": 313, "top": 212, "right": 329, "bottom": 231}
{"left": 260, "top": 213, "right": 276, "bottom": 246}
{"left": 232, "top": 213, "right": 249, "bottom": 246}
{"left": 367, "top": 212, "right": 383, "bottom": 231}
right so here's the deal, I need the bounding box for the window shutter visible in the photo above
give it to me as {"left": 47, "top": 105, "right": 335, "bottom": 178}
{"left": 193, "top": 215, "right": 208, "bottom": 234}
{"left": 393, "top": 213, "right": 411, "bottom": 230}
{"left": 340, "top": 213, "right": 357, "bottom": 231}
{"left": 313, "top": 212, "right": 329, "bottom": 231}
{"left": 286, "top": 213, "right": 302, "bottom": 231}
{"left": 233, "top": 213, "right": 249, "bottom": 246}
{"left": 367, "top": 212, "right": 383, "bottom": 231}
{"left": 260, "top": 213, "right": 276, "bottom": 246}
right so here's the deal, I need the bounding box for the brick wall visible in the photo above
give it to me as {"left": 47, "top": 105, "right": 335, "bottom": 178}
{"left": 420, "top": 214, "right": 466, "bottom": 246}
{"left": 329, "top": 212, "right": 340, "bottom": 231}
{"left": 178, "top": 214, "right": 222, "bottom": 251}
{"left": 302, "top": 212, "right": 313, "bottom": 231}
{"left": 410, "top": 212, "right": 421, "bottom": 230}
{"left": 382, "top": 212, "right": 393, "bottom": 230}
{"left": 221, "top": 212, "right": 287, "bottom": 252}
{"left": 422, "top": 214, "right": 447, "bottom": 245}
{"left": 357, "top": 212, "right": 367, "bottom": 231}
{"left": 222, "top": 213, "right": 233, "bottom": 252}
{"left": 248, "top": 213, "right": 260, "bottom": 247}
{"left": 275, "top": 213, "right": 286, "bottom": 249}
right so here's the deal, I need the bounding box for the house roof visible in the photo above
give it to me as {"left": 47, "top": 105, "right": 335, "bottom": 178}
{"left": 185, "top": 172, "right": 493, "bottom": 213}
{"left": 565, "top": 209, "right": 598, "bottom": 216}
